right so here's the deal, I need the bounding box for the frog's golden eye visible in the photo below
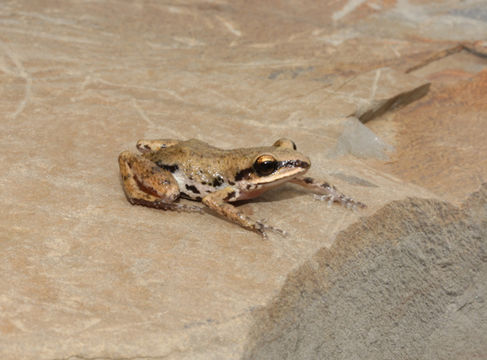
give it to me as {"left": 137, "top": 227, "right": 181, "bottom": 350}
{"left": 254, "top": 155, "right": 278, "bottom": 176}
{"left": 273, "top": 138, "right": 297, "bottom": 150}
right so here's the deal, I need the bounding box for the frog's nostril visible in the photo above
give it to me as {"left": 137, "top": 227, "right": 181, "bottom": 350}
{"left": 298, "top": 160, "right": 310, "bottom": 169}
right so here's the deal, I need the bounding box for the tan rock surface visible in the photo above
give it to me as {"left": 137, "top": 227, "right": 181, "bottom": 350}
{"left": 1, "top": 1, "right": 486, "bottom": 359}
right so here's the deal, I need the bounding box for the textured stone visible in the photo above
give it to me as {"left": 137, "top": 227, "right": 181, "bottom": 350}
{"left": 243, "top": 185, "right": 487, "bottom": 359}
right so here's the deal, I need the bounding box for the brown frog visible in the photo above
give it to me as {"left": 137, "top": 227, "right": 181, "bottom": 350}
{"left": 119, "top": 138, "right": 365, "bottom": 238}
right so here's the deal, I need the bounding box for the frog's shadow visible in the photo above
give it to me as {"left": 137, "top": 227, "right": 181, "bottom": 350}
{"left": 234, "top": 184, "right": 308, "bottom": 205}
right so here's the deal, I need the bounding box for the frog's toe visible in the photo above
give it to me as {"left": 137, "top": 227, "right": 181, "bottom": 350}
{"left": 271, "top": 226, "right": 288, "bottom": 237}
{"left": 313, "top": 194, "right": 334, "bottom": 207}
{"left": 257, "top": 229, "right": 268, "bottom": 240}
{"left": 255, "top": 221, "right": 287, "bottom": 239}
{"left": 313, "top": 194, "right": 366, "bottom": 210}
{"left": 352, "top": 201, "right": 367, "bottom": 210}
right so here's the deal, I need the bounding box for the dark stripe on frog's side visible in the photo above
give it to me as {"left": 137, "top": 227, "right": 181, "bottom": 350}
{"left": 155, "top": 161, "right": 179, "bottom": 173}
{"left": 185, "top": 184, "right": 201, "bottom": 194}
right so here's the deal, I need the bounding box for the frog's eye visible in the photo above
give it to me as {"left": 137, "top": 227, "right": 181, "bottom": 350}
{"left": 273, "top": 138, "right": 297, "bottom": 150}
{"left": 254, "top": 155, "right": 278, "bottom": 176}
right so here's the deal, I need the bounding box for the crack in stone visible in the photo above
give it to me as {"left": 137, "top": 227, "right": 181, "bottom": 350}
{"left": 405, "top": 42, "right": 487, "bottom": 74}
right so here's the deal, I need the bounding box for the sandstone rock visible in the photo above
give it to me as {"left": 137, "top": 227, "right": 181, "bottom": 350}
{"left": 243, "top": 185, "right": 487, "bottom": 359}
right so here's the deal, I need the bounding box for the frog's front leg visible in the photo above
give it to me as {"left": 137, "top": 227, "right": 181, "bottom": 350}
{"left": 202, "top": 187, "right": 285, "bottom": 239}
{"left": 118, "top": 151, "right": 202, "bottom": 212}
{"left": 291, "top": 176, "right": 366, "bottom": 209}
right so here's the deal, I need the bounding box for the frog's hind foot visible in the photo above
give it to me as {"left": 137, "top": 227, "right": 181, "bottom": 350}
{"left": 255, "top": 220, "right": 287, "bottom": 239}
{"left": 118, "top": 150, "right": 201, "bottom": 212}
{"left": 313, "top": 193, "right": 366, "bottom": 210}
{"left": 291, "top": 176, "right": 366, "bottom": 210}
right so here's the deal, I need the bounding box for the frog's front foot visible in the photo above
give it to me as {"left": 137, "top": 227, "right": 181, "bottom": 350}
{"left": 255, "top": 220, "right": 287, "bottom": 239}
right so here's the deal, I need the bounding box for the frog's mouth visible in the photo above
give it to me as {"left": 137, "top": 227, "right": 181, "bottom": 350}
{"left": 253, "top": 160, "right": 310, "bottom": 184}
{"left": 235, "top": 157, "right": 310, "bottom": 184}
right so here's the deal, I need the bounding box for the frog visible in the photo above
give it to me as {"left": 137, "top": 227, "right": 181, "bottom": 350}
{"left": 118, "top": 138, "right": 366, "bottom": 238}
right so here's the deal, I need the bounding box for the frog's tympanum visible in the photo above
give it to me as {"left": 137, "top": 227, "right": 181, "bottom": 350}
{"left": 119, "top": 138, "right": 365, "bottom": 238}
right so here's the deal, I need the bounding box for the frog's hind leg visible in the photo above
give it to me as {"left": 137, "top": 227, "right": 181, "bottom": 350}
{"left": 291, "top": 176, "right": 366, "bottom": 209}
{"left": 118, "top": 151, "right": 201, "bottom": 212}
{"left": 136, "top": 139, "right": 180, "bottom": 153}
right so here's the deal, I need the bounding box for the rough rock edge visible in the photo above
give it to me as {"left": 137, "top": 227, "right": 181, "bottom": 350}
{"left": 243, "top": 183, "right": 487, "bottom": 359}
